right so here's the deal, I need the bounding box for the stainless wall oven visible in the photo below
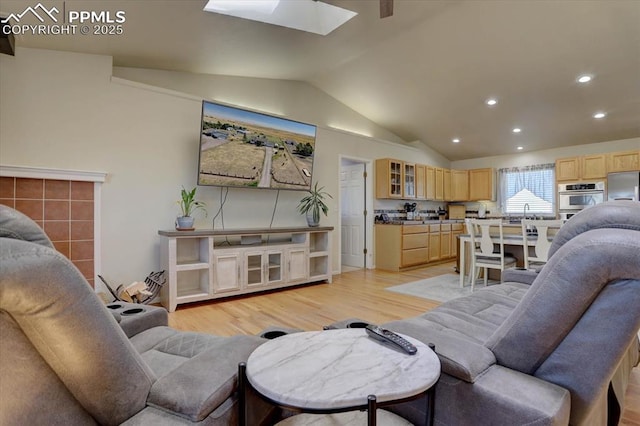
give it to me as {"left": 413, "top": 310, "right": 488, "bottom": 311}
{"left": 558, "top": 182, "right": 605, "bottom": 216}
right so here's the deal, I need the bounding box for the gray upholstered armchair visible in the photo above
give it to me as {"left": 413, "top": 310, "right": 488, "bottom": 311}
{"left": 0, "top": 205, "right": 271, "bottom": 425}
{"left": 384, "top": 200, "right": 640, "bottom": 425}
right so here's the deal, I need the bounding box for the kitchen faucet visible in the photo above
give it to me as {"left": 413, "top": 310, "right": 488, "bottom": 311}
{"left": 523, "top": 203, "right": 536, "bottom": 234}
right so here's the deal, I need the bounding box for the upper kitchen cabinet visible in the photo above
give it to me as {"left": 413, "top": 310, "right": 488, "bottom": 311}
{"left": 608, "top": 150, "right": 640, "bottom": 173}
{"left": 557, "top": 151, "right": 639, "bottom": 182}
{"left": 375, "top": 159, "right": 497, "bottom": 201}
{"left": 376, "top": 158, "right": 404, "bottom": 199}
{"left": 425, "top": 166, "right": 436, "bottom": 200}
{"left": 443, "top": 169, "right": 452, "bottom": 201}
{"left": 404, "top": 162, "right": 416, "bottom": 198}
{"left": 415, "top": 164, "right": 426, "bottom": 199}
{"left": 435, "top": 167, "right": 445, "bottom": 201}
{"left": 581, "top": 154, "right": 607, "bottom": 180}
{"left": 556, "top": 154, "right": 607, "bottom": 181}
{"left": 469, "top": 168, "right": 495, "bottom": 201}
{"left": 450, "top": 169, "right": 469, "bottom": 201}
{"left": 556, "top": 157, "right": 581, "bottom": 181}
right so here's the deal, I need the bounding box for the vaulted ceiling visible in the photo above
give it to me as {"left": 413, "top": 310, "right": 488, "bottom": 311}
{"left": 2, "top": 0, "right": 639, "bottom": 160}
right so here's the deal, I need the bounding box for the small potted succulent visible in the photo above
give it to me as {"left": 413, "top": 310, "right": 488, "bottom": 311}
{"left": 297, "top": 182, "right": 332, "bottom": 227}
{"left": 176, "top": 186, "right": 206, "bottom": 230}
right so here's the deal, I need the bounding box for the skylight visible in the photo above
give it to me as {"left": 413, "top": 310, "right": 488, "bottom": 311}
{"left": 203, "top": 0, "right": 358, "bottom": 36}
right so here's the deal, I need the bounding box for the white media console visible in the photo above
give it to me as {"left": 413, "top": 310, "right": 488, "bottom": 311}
{"left": 158, "top": 227, "right": 333, "bottom": 312}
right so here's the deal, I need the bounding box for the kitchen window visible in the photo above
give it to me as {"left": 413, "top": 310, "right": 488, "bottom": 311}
{"left": 498, "top": 163, "right": 555, "bottom": 215}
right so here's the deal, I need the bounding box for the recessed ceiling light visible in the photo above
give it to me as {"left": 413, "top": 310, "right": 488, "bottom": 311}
{"left": 577, "top": 75, "right": 592, "bottom": 83}
{"left": 517, "top": 146, "right": 524, "bottom": 150}
{"left": 512, "top": 128, "right": 522, "bottom": 133}
{"left": 452, "top": 138, "right": 460, "bottom": 143}
{"left": 486, "top": 98, "right": 497, "bottom": 106}
{"left": 593, "top": 112, "right": 607, "bottom": 119}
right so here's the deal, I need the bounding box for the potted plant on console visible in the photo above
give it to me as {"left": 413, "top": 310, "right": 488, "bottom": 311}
{"left": 297, "top": 182, "right": 332, "bottom": 227}
{"left": 176, "top": 186, "right": 206, "bottom": 231}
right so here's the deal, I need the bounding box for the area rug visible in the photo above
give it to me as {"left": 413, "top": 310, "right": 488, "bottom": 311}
{"left": 386, "top": 274, "right": 498, "bottom": 303}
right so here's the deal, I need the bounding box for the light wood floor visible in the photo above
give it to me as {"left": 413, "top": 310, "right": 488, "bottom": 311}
{"left": 167, "top": 261, "right": 639, "bottom": 425}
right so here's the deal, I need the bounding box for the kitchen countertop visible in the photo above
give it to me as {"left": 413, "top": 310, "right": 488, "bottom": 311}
{"left": 377, "top": 217, "right": 559, "bottom": 226}
{"left": 377, "top": 219, "right": 465, "bottom": 225}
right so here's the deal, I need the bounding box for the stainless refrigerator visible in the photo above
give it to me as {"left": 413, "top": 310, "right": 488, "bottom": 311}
{"left": 607, "top": 171, "right": 640, "bottom": 201}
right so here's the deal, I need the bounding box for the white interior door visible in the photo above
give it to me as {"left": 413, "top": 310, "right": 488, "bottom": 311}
{"left": 340, "top": 163, "right": 365, "bottom": 268}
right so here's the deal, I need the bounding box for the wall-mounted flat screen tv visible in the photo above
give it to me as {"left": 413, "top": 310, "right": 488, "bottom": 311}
{"left": 197, "top": 100, "right": 317, "bottom": 191}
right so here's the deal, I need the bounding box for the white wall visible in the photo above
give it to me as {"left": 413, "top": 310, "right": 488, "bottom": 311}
{"left": 0, "top": 47, "right": 446, "bottom": 284}
{"left": 112, "top": 67, "right": 411, "bottom": 147}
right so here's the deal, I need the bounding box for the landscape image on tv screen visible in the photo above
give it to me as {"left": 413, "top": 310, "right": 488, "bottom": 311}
{"left": 198, "top": 100, "right": 317, "bottom": 190}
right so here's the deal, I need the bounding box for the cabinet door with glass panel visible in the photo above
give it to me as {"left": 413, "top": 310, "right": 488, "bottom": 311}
{"left": 375, "top": 159, "right": 404, "bottom": 199}
{"left": 245, "top": 249, "right": 283, "bottom": 289}
{"left": 404, "top": 162, "right": 416, "bottom": 198}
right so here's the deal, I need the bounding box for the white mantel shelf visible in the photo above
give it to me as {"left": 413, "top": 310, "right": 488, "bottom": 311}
{"left": 0, "top": 165, "right": 107, "bottom": 182}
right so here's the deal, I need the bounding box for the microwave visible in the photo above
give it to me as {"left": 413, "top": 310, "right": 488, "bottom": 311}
{"left": 558, "top": 182, "right": 605, "bottom": 211}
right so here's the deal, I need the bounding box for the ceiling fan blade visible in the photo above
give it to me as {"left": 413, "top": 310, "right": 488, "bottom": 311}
{"left": 380, "top": 0, "right": 394, "bottom": 18}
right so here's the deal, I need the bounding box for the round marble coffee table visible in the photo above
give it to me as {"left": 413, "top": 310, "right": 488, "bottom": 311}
{"left": 241, "top": 328, "right": 440, "bottom": 425}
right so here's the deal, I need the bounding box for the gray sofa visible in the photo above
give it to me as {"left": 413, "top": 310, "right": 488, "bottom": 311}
{"left": 0, "top": 205, "right": 272, "bottom": 425}
{"left": 379, "top": 200, "right": 640, "bottom": 425}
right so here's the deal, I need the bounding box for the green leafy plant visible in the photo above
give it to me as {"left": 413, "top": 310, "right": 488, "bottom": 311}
{"left": 177, "top": 186, "right": 207, "bottom": 218}
{"left": 297, "top": 182, "right": 332, "bottom": 224}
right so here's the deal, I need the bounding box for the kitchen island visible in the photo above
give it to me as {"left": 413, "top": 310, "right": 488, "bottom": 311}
{"left": 457, "top": 220, "right": 563, "bottom": 287}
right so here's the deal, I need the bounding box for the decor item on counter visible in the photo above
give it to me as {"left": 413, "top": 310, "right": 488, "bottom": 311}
{"left": 404, "top": 202, "right": 417, "bottom": 219}
{"left": 478, "top": 203, "right": 487, "bottom": 218}
{"left": 297, "top": 182, "right": 332, "bottom": 227}
{"left": 448, "top": 205, "right": 466, "bottom": 220}
{"left": 176, "top": 186, "right": 207, "bottom": 230}
{"left": 375, "top": 213, "right": 391, "bottom": 224}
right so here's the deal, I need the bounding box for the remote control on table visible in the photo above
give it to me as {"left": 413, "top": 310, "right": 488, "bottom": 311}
{"left": 365, "top": 325, "right": 417, "bottom": 355}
